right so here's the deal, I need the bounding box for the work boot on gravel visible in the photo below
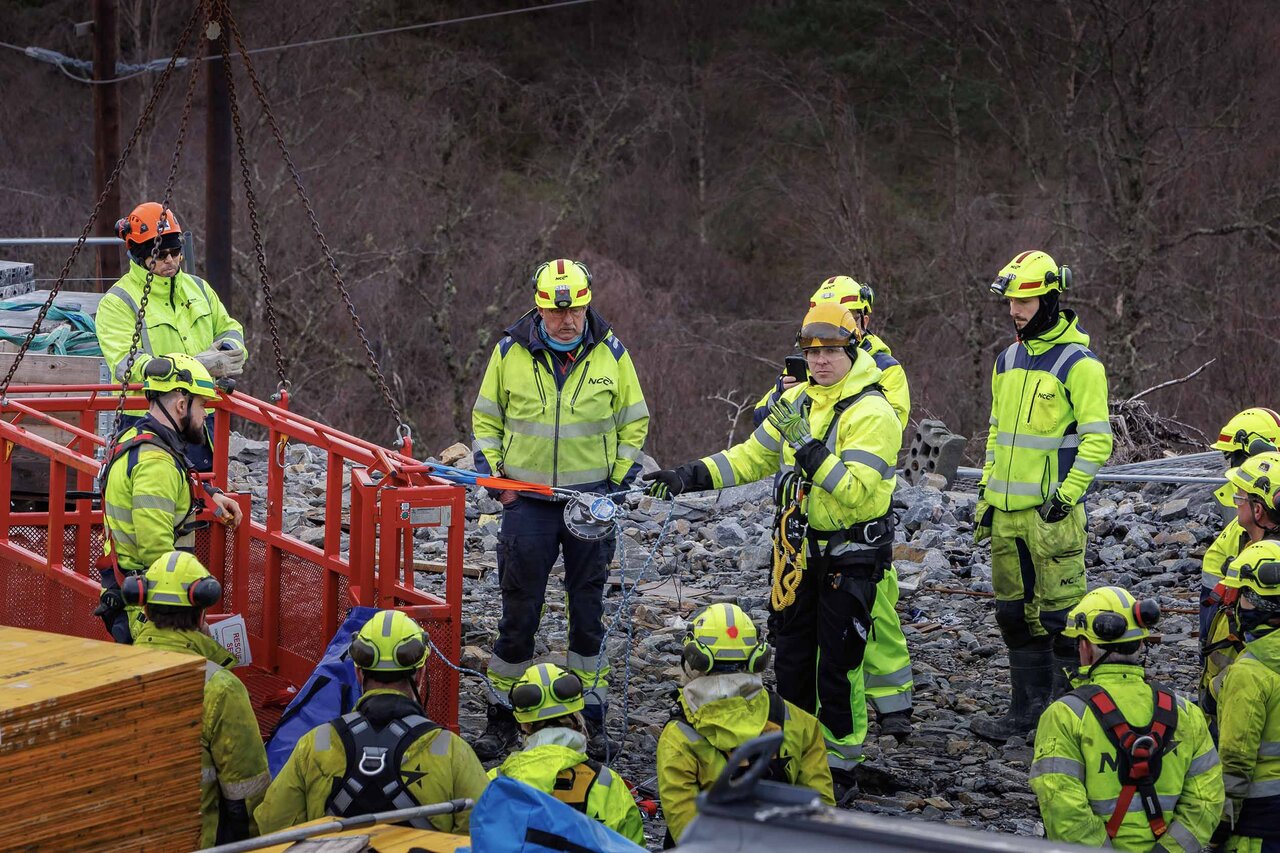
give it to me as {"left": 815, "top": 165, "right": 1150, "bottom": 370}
{"left": 969, "top": 647, "right": 1054, "bottom": 743}
{"left": 876, "top": 710, "right": 914, "bottom": 743}
{"left": 471, "top": 703, "right": 521, "bottom": 762}
{"left": 584, "top": 711, "right": 620, "bottom": 761}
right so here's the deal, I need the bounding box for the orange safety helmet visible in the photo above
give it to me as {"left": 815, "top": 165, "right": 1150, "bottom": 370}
{"left": 115, "top": 202, "right": 182, "bottom": 247}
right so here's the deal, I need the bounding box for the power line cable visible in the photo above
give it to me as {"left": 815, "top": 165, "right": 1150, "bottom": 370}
{"left": 0, "top": 0, "right": 597, "bottom": 85}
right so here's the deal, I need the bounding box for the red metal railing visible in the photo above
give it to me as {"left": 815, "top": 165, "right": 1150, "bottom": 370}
{"left": 0, "top": 385, "right": 464, "bottom": 731}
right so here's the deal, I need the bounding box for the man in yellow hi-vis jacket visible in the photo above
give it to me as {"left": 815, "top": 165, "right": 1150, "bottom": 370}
{"left": 1030, "top": 586, "right": 1221, "bottom": 851}
{"left": 645, "top": 303, "right": 900, "bottom": 795}
{"left": 971, "top": 250, "right": 1112, "bottom": 743}
{"left": 470, "top": 259, "right": 649, "bottom": 762}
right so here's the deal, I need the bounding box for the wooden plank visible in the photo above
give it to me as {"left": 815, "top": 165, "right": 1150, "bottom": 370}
{"left": 414, "top": 559, "right": 491, "bottom": 580}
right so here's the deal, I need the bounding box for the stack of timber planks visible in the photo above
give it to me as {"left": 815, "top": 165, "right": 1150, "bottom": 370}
{"left": 0, "top": 626, "right": 205, "bottom": 851}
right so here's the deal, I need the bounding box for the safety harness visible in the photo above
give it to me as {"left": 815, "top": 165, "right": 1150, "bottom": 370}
{"left": 551, "top": 758, "right": 606, "bottom": 813}
{"left": 326, "top": 709, "right": 442, "bottom": 828}
{"left": 672, "top": 689, "right": 791, "bottom": 782}
{"left": 770, "top": 386, "right": 891, "bottom": 610}
{"left": 1073, "top": 682, "right": 1179, "bottom": 841}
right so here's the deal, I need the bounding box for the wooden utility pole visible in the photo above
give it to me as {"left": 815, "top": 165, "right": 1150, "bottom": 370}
{"left": 204, "top": 19, "right": 233, "bottom": 310}
{"left": 91, "top": 0, "right": 121, "bottom": 288}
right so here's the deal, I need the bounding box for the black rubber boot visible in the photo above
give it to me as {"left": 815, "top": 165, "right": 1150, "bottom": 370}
{"left": 969, "top": 648, "right": 1054, "bottom": 743}
{"left": 1050, "top": 652, "right": 1077, "bottom": 699}
{"left": 877, "top": 710, "right": 913, "bottom": 743}
{"left": 584, "top": 711, "right": 620, "bottom": 762}
{"left": 471, "top": 703, "right": 521, "bottom": 762}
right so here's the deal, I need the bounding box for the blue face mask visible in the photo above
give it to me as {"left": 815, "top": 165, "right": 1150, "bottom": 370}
{"left": 538, "top": 318, "right": 584, "bottom": 352}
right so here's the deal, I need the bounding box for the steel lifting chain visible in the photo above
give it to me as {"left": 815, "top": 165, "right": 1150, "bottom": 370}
{"left": 214, "top": 0, "right": 288, "bottom": 397}
{"left": 109, "top": 2, "right": 211, "bottom": 442}
{"left": 221, "top": 8, "right": 410, "bottom": 441}
{"left": 0, "top": 3, "right": 205, "bottom": 404}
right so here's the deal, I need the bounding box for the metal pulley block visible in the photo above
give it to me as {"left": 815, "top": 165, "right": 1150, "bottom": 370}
{"left": 563, "top": 493, "right": 620, "bottom": 541}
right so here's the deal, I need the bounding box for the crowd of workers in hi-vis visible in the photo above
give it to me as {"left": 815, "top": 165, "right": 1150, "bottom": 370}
{"left": 90, "top": 200, "right": 1280, "bottom": 851}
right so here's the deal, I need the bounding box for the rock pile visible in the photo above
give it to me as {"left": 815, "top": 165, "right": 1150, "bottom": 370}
{"left": 226, "top": 433, "right": 1224, "bottom": 849}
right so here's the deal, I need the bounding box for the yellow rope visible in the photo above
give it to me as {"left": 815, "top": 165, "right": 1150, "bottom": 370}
{"left": 770, "top": 501, "right": 806, "bottom": 610}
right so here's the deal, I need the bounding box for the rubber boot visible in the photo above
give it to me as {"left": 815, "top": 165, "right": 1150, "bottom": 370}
{"left": 1050, "top": 652, "right": 1077, "bottom": 699}
{"left": 471, "top": 703, "right": 521, "bottom": 762}
{"left": 583, "top": 706, "right": 620, "bottom": 762}
{"left": 877, "top": 710, "right": 913, "bottom": 743}
{"left": 969, "top": 648, "right": 1054, "bottom": 743}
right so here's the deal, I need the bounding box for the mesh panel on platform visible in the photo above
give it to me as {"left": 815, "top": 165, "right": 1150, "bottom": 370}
{"left": 278, "top": 550, "right": 329, "bottom": 662}
{"left": 0, "top": 548, "right": 105, "bottom": 641}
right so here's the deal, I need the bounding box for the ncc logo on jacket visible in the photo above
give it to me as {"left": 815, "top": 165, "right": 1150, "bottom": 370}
{"left": 588, "top": 377, "right": 614, "bottom": 386}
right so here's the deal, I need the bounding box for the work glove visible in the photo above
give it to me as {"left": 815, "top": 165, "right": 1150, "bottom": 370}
{"left": 195, "top": 344, "right": 246, "bottom": 378}
{"left": 643, "top": 469, "right": 687, "bottom": 500}
{"left": 767, "top": 398, "right": 812, "bottom": 449}
{"left": 973, "top": 498, "right": 994, "bottom": 544}
{"left": 1038, "top": 493, "right": 1073, "bottom": 524}
{"left": 643, "top": 461, "right": 712, "bottom": 500}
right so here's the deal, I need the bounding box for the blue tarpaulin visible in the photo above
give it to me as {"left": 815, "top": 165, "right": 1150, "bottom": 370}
{"left": 462, "top": 775, "right": 646, "bottom": 852}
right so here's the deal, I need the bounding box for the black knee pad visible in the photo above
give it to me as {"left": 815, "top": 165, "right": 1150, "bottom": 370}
{"left": 1040, "top": 606, "right": 1071, "bottom": 638}
{"left": 994, "top": 600, "right": 1035, "bottom": 648}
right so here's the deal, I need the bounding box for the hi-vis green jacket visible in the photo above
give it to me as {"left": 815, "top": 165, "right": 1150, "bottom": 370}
{"left": 97, "top": 261, "right": 247, "bottom": 382}
{"left": 1218, "top": 627, "right": 1280, "bottom": 838}
{"left": 1204, "top": 520, "right": 1250, "bottom": 590}
{"left": 1029, "top": 664, "right": 1222, "bottom": 852}
{"left": 103, "top": 417, "right": 196, "bottom": 572}
{"left": 657, "top": 678, "right": 834, "bottom": 842}
{"left": 752, "top": 333, "right": 910, "bottom": 432}
{"left": 981, "top": 312, "right": 1112, "bottom": 512}
{"left": 704, "top": 348, "right": 900, "bottom": 533}
{"left": 472, "top": 308, "right": 649, "bottom": 491}
{"left": 489, "top": 727, "right": 644, "bottom": 844}
{"left": 134, "top": 624, "right": 270, "bottom": 849}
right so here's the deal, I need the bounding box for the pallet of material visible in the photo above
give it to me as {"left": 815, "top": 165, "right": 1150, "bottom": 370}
{"left": 0, "top": 626, "right": 206, "bottom": 852}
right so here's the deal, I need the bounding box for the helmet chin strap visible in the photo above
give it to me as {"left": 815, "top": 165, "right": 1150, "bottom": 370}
{"left": 157, "top": 392, "right": 194, "bottom": 442}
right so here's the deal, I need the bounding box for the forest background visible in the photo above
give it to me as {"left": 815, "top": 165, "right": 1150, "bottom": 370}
{"left": 2, "top": 0, "right": 1277, "bottom": 465}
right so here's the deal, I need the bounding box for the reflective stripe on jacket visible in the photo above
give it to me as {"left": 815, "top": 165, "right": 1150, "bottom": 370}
{"left": 134, "top": 624, "right": 269, "bottom": 849}
{"left": 981, "top": 311, "right": 1112, "bottom": 511}
{"left": 1204, "top": 520, "right": 1250, "bottom": 588}
{"left": 706, "top": 348, "right": 900, "bottom": 533}
{"left": 1030, "top": 664, "right": 1222, "bottom": 851}
{"left": 97, "top": 260, "right": 247, "bottom": 382}
{"left": 102, "top": 421, "right": 195, "bottom": 571}
{"left": 471, "top": 308, "right": 649, "bottom": 490}
{"left": 253, "top": 689, "right": 488, "bottom": 836}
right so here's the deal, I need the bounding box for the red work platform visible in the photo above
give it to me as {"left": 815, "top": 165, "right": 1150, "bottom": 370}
{"left": 0, "top": 384, "right": 465, "bottom": 733}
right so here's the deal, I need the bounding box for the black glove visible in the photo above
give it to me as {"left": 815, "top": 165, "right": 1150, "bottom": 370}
{"left": 643, "top": 462, "right": 711, "bottom": 499}
{"left": 1038, "top": 493, "right": 1073, "bottom": 524}
{"left": 793, "top": 438, "right": 832, "bottom": 480}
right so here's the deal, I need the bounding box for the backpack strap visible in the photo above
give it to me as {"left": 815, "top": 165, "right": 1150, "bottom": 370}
{"left": 1075, "top": 683, "right": 1179, "bottom": 841}
{"left": 552, "top": 758, "right": 603, "bottom": 813}
{"left": 817, "top": 384, "right": 886, "bottom": 446}
{"left": 327, "top": 711, "right": 441, "bottom": 828}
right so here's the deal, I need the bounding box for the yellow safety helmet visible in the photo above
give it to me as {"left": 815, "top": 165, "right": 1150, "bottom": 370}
{"left": 349, "top": 610, "right": 430, "bottom": 675}
{"left": 1223, "top": 539, "right": 1280, "bottom": 592}
{"left": 122, "top": 551, "right": 223, "bottom": 609}
{"left": 142, "top": 352, "right": 218, "bottom": 400}
{"left": 1213, "top": 408, "right": 1280, "bottom": 454}
{"left": 1062, "top": 586, "right": 1161, "bottom": 645}
{"left": 809, "top": 275, "right": 874, "bottom": 315}
{"left": 682, "top": 603, "right": 771, "bottom": 674}
{"left": 532, "top": 259, "right": 592, "bottom": 309}
{"left": 1224, "top": 451, "right": 1280, "bottom": 512}
{"left": 508, "top": 663, "right": 585, "bottom": 724}
{"left": 795, "top": 303, "right": 861, "bottom": 351}
{"left": 990, "top": 250, "right": 1071, "bottom": 298}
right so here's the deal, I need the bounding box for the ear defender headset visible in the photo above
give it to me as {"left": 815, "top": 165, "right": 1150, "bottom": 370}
{"left": 121, "top": 572, "right": 223, "bottom": 609}
{"left": 681, "top": 629, "right": 773, "bottom": 675}
{"left": 509, "top": 669, "right": 584, "bottom": 714}
{"left": 348, "top": 629, "right": 429, "bottom": 672}
{"left": 531, "top": 260, "right": 593, "bottom": 309}
{"left": 1044, "top": 265, "right": 1072, "bottom": 293}
{"left": 1077, "top": 597, "right": 1161, "bottom": 642}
